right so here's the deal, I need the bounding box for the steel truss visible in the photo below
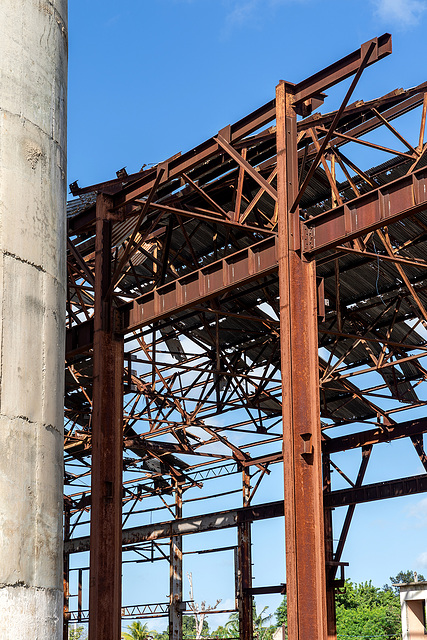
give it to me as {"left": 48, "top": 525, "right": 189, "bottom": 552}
{"left": 64, "top": 32, "right": 427, "bottom": 640}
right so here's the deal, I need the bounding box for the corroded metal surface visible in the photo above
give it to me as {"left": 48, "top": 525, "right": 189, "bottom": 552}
{"left": 64, "top": 33, "right": 427, "bottom": 640}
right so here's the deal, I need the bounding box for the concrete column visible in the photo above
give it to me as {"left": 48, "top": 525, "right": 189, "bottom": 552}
{"left": 0, "top": 1, "right": 67, "bottom": 639}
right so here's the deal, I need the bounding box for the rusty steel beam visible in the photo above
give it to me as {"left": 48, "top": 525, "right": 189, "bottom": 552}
{"left": 64, "top": 37, "right": 418, "bottom": 640}
{"left": 169, "top": 489, "right": 183, "bottom": 640}
{"left": 65, "top": 468, "right": 427, "bottom": 557}
{"left": 66, "top": 317, "right": 94, "bottom": 358}
{"left": 323, "top": 417, "right": 427, "bottom": 455}
{"left": 124, "top": 236, "right": 278, "bottom": 331}
{"left": 65, "top": 418, "right": 427, "bottom": 513}
{"left": 65, "top": 237, "right": 279, "bottom": 357}
{"left": 246, "top": 585, "right": 286, "bottom": 595}
{"left": 293, "top": 34, "right": 392, "bottom": 105}
{"left": 237, "top": 469, "right": 253, "bottom": 640}
{"left": 214, "top": 134, "right": 278, "bottom": 201}
{"left": 325, "top": 472, "right": 427, "bottom": 507}
{"left": 332, "top": 446, "right": 372, "bottom": 573}
{"left": 302, "top": 166, "right": 427, "bottom": 256}
{"left": 70, "top": 35, "right": 391, "bottom": 212}
{"left": 63, "top": 508, "right": 71, "bottom": 639}
{"left": 67, "top": 237, "right": 95, "bottom": 287}
{"left": 71, "top": 94, "right": 277, "bottom": 203}
{"left": 89, "top": 194, "right": 124, "bottom": 640}
{"left": 277, "top": 80, "right": 328, "bottom": 640}
{"left": 293, "top": 39, "right": 379, "bottom": 213}
{"left": 64, "top": 501, "right": 285, "bottom": 555}
{"left": 298, "top": 84, "right": 427, "bottom": 154}
{"left": 323, "top": 455, "right": 336, "bottom": 640}
{"left": 68, "top": 602, "right": 171, "bottom": 624}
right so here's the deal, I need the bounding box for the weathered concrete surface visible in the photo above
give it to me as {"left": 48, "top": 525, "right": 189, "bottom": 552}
{"left": 0, "top": 0, "right": 67, "bottom": 637}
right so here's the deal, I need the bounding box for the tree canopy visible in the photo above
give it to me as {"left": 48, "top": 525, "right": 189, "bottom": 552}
{"left": 182, "top": 614, "right": 210, "bottom": 639}
{"left": 385, "top": 569, "right": 426, "bottom": 594}
{"left": 275, "top": 570, "right": 425, "bottom": 639}
{"left": 122, "top": 621, "right": 152, "bottom": 640}
{"left": 211, "top": 605, "right": 276, "bottom": 640}
{"left": 69, "top": 627, "right": 87, "bottom": 640}
{"left": 119, "top": 570, "right": 427, "bottom": 640}
{"left": 335, "top": 580, "right": 401, "bottom": 639}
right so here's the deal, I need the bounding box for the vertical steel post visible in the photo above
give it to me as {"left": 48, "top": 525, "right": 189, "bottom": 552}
{"left": 238, "top": 468, "right": 253, "bottom": 640}
{"left": 63, "top": 507, "right": 70, "bottom": 640}
{"left": 276, "top": 80, "right": 327, "bottom": 640}
{"left": 78, "top": 569, "right": 83, "bottom": 623}
{"left": 323, "top": 455, "right": 337, "bottom": 640}
{"left": 89, "top": 193, "right": 124, "bottom": 640}
{"left": 169, "top": 486, "right": 183, "bottom": 640}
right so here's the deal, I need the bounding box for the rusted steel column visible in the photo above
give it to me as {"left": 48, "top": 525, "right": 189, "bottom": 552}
{"left": 169, "top": 487, "right": 183, "bottom": 640}
{"left": 276, "top": 80, "right": 327, "bottom": 640}
{"left": 323, "top": 455, "right": 337, "bottom": 640}
{"left": 63, "top": 507, "right": 70, "bottom": 640}
{"left": 89, "top": 193, "right": 124, "bottom": 640}
{"left": 237, "top": 468, "right": 253, "bottom": 640}
{"left": 78, "top": 569, "right": 83, "bottom": 623}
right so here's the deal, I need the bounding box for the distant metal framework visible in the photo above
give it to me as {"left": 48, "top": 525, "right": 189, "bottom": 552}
{"left": 64, "top": 33, "right": 427, "bottom": 640}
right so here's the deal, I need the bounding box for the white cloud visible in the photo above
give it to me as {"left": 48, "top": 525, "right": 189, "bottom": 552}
{"left": 417, "top": 551, "right": 427, "bottom": 567}
{"left": 224, "top": 0, "right": 308, "bottom": 30}
{"left": 225, "top": 0, "right": 262, "bottom": 27}
{"left": 373, "top": 0, "right": 426, "bottom": 26}
{"left": 404, "top": 497, "right": 427, "bottom": 528}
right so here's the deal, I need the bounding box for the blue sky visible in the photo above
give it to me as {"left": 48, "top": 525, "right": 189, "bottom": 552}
{"left": 68, "top": 0, "right": 427, "bottom": 188}
{"left": 67, "top": 0, "right": 427, "bottom": 632}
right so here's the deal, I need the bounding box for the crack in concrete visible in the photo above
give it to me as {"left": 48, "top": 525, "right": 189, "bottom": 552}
{"left": 45, "top": 423, "right": 62, "bottom": 436}
{"left": 0, "top": 413, "right": 33, "bottom": 424}
{"left": 0, "top": 581, "right": 27, "bottom": 588}
{"left": 1, "top": 250, "right": 46, "bottom": 273}
{"left": 0, "top": 106, "right": 66, "bottom": 149}
{"left": 0, "top": 413, "right": 62, "bottom": 435}
{"left": 0, "top": 582, "right": 62, "bottom": 593}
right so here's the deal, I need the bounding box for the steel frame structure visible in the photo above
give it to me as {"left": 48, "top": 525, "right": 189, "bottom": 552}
{"left": 64, "top": 33, "right": 427, "bottom": 640}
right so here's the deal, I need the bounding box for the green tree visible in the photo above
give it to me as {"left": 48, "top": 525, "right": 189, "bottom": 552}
{"left": 275, "top": 596, "right": 287, "bottom": 628}
{"left": 385, "top": 569, "right": 426, "bottom": 594}
{"left": 335, "top": 580, "right": 401, "bottom": 639}
{"left": 224, "top": 612, "right": 239, "bottom": 638}
{"left": 122, "top": 621, "right": 152, "bottom": 640}
{"left": 183, "top": 615, "right": 209, "bottom": 639}
{"left": 275, "top": 579, "right": 403, "bottom": 639}
{"left": 212, "top": 604, "right": 277, "bottom": 640}
{"left": 253, "top": 606, "right": 276, "bottom": 640}
{"left": 211, "top": 625, "right": 232, "bottom": 639}
{"left": 275, "top": 596, "right": 287, "bottom": 639}
{"left": 69, "top": 627, "right": 87, "bottom": 640}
